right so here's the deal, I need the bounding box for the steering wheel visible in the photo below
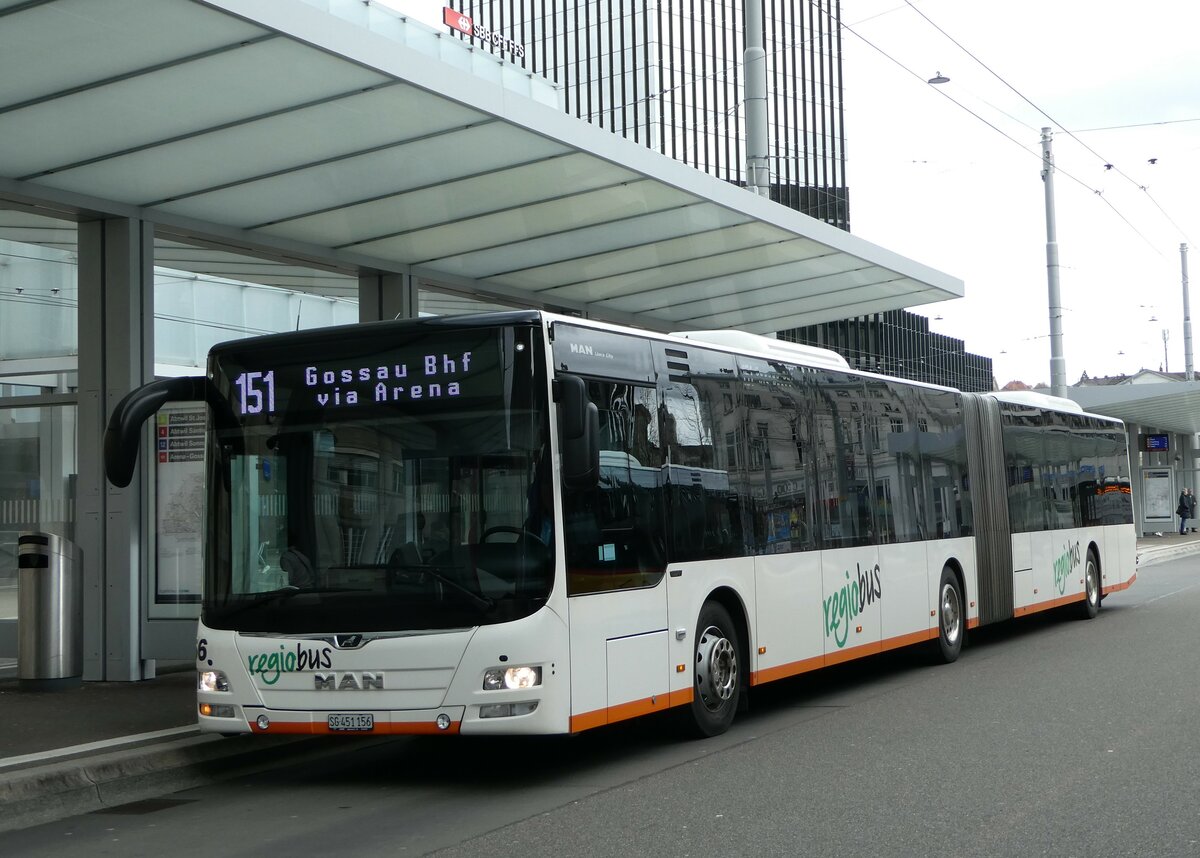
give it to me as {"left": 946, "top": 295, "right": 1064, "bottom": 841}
{"left": 481, "top": 526, "right": 522, "bottom": 542}
{"left": 481, "top": 525, "right": 548, "bottom": 549}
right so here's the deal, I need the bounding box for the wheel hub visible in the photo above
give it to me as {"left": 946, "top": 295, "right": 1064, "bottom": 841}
{"left": 696, "top": 625, "right": 737, "bottom": 710}
{"left": 940, "top": 583, "right": 961, "bottom": 645}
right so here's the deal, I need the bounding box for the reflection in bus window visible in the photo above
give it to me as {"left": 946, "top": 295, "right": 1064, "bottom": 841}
{"left": 662, "top": 348, "right": 744, "bottom": 561}
{"left": 565, "top": 381, "right": 666, "bottom": 595}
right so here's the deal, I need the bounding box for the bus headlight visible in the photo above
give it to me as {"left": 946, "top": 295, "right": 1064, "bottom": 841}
{"left": 198, "top": 670, "right": 230, "bottom": 693}
{"left": 482, "top": 666, "right": 542, "bottom": 690}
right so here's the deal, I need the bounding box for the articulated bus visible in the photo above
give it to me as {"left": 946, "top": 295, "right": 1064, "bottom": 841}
{"left": 105, "top": 311, "right": 1136, "bottom": 738}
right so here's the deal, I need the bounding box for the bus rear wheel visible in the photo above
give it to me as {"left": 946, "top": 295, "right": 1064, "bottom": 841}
{"left": 1076, "top": 549, "right": 1100, "bottom": 620}
{"left": 936, "top": 566, "right": 964, "bottom": 664}
{"left": 684, "top": 602, "right": 740, "bottom": 738}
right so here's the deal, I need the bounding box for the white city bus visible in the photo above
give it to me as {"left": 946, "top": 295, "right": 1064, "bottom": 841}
{"left": 105, "top": 311, "right": 1136, "bottom": 738}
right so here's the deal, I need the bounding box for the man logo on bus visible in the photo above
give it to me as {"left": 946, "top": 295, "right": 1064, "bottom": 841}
{"left": 823, "top": 563, "right": 883, "bottom": 649}
{"left": 1054, "top": 541, "right": 1082, "bottom": 595}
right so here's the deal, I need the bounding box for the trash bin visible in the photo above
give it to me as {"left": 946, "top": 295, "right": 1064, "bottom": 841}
{"left": 17, "top": 532, "right": 83, "bottom": 690}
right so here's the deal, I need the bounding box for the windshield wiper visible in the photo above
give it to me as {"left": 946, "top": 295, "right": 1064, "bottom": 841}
{"left": 390, "top": 563, "right": 494, "bottom": 611}
{"left": 219, "top": 585, "right": 357, "bottom": 620}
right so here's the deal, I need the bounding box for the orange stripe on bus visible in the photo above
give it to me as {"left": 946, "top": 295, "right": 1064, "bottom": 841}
{"left": 1013, "top": 592, "right": 1084, "bottom": 617}
{"left": 824, "top": 639, "right": 882, "bottom": 666}
{"left": 751, "top": 626, "right": 943, "bottom": 685}
{"left": 569, "top": 709, "right": 609, "bottom": 733}
{"left": 1102, "top": 572, "right": 1136, "bottom": 595}
{"left": 570, "top": 690, "right": 687, "bottom": 733}
{"left": 881, "top": 628, "right": 941, "bottom": 651}
{"left": 668, "top": 688, "right": 694, "bottom": 708}
{"left": 751, "top": 654, "right": 824, "bottom": 685}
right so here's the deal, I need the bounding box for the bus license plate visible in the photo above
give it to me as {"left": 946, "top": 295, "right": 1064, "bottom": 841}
{"left": 328, "top": 713, "right": 374, "bottom": 732}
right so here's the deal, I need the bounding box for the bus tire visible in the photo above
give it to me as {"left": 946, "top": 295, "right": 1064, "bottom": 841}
{"left": 684, "top": 601, "right": 741, "bottom": 738}
{"left": 935, "top": 566, "right": 964, "bottom": 664}
{"left": 1077, "top": 549, "right": 1101, "bottom": 620}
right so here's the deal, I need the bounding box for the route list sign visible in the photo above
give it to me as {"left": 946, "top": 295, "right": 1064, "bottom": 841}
{"left": 155, "top": 404, "right": 206, "bottom": 604}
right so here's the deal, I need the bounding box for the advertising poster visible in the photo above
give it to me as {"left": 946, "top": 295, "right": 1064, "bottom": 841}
{"left": 155, "top": 403, "right": 206, "bottom": 603}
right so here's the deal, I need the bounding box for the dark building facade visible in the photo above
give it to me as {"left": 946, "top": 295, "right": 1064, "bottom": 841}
{"left": 449, "top": 0, "right": 849, "bottom": 228}
{"left": 447, "top": 0, "right": 991, "bottom": 389}
{"left": 780, "top": 310, "right": 996, "bottom": 392}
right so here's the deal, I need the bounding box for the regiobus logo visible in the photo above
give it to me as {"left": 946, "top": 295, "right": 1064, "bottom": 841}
{"left": 823, "top": 563, "right": 883, "bottom": 649}
{"left": 1054, "top": 541, "right": 1082, "bottom": 595}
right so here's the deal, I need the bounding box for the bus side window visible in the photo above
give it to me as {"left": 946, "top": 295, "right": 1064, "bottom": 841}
{"left": 564, "top": 381, "right": 666, "bottom": 595}
{"left": 661, "top": 352, "right": 745, "bottom": 562}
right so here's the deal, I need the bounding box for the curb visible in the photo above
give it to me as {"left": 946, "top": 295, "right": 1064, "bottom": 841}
{"left": 0, "top": 732, "right": 395, "bottom": 834}
{"left": 1137, "top": 544, "right": 1199, "bottom": 567}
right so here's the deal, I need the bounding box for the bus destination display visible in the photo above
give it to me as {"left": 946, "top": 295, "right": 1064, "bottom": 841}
{"left": 232, "top": 350, "right": 475, "bottom": 417}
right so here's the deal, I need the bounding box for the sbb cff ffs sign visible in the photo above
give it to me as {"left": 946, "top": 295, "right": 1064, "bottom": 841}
{"left": 442, "top": 6, "right": 526, "bottom": 58}
{"left": 443, "top": 7, "right": 473, "bottom": 35}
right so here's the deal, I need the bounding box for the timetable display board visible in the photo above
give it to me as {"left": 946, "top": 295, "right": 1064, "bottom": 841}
{"left": 155, "top": 403, "right": 206, "bottom": 604}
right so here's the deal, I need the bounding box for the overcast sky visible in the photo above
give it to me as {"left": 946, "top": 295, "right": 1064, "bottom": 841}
{"left": 841, "top": 0, "right": 1200, "bottom": 386}
{"left": 384, "top": 0, "right": 1200, "bottom": 387}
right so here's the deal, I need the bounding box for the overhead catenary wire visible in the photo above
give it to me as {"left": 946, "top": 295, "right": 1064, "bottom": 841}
{"left": 839, "top": 18, "right": 1165, "bottom": 259}
{"left": 899, "top": 0, "right": 1191, "bottom": 245}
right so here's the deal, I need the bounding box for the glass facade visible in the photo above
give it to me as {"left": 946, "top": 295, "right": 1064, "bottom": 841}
{"left": 452, "top": 0, "right": 849, "bottom": 228}
{"left": 780, "top": 309, "right": 997, "bottom": 393}
{"left": 0, "top": 238, "right": 77, "bottom": 365}
{"left": 0, "top": 212, "right": 79, "bottom": 629}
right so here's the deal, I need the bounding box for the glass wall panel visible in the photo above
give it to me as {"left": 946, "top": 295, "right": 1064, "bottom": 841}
{"left": 152, "top": 237, "right": 360, "bottom": 374}
{"left": 0, "top": 404, "right": 78, "bottom": 622}
{"left": 0, "top": 209, "right": 79, "bottom": 632}
{"left": 0, "top": 240, "right": 76, "bottom": 362}
{"left": 0, "top": 210, "right": 79, "bottom": 392}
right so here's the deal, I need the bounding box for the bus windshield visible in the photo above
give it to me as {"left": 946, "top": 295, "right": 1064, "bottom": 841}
{"left": 202, "top": 321, "right": 552, "bottom": 634}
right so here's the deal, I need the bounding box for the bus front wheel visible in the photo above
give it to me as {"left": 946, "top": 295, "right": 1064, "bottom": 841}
{"left": 936, "top": 566, "right": 964, "bottom": 664}
{"left": 685, "top": 602, "right": 741, "bottom": 738}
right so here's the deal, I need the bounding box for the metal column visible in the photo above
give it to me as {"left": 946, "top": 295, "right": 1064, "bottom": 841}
{"left": 77, "top": 218, "right": 154, "bottom": 681}
{"left": 358, "top": 271, "right": 417, "bottom": 322}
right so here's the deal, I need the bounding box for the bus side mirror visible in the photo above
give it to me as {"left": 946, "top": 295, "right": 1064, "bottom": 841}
{"left": 104, "top": 376, "right": 211, "bottom": 487}
{"left": 557, "top": 374, "right": 599, "bottom": 489}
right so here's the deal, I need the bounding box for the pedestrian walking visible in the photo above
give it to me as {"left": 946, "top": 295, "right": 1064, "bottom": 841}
{"left": 1178, "top": 488, "right": 1191, "bottom": 535}
{"left": 1188, "top": 488, "right": 1197, "bottom": 534}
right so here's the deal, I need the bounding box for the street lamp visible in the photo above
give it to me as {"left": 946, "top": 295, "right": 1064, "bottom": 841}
{"left": 928, "top": 71, "right": 950, "bottom": 85}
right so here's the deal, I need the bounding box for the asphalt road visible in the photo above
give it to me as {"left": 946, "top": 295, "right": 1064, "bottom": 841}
{"left": 5, "top": 557, "right": 1199, "bottom": 857}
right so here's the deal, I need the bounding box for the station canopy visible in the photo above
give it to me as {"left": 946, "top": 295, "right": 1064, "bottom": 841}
{"left": 0, "top": 0, "right": 963, "bottom": 335}
{"left": 1071, "top": 381, "right": 1200, "bottom": 435}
